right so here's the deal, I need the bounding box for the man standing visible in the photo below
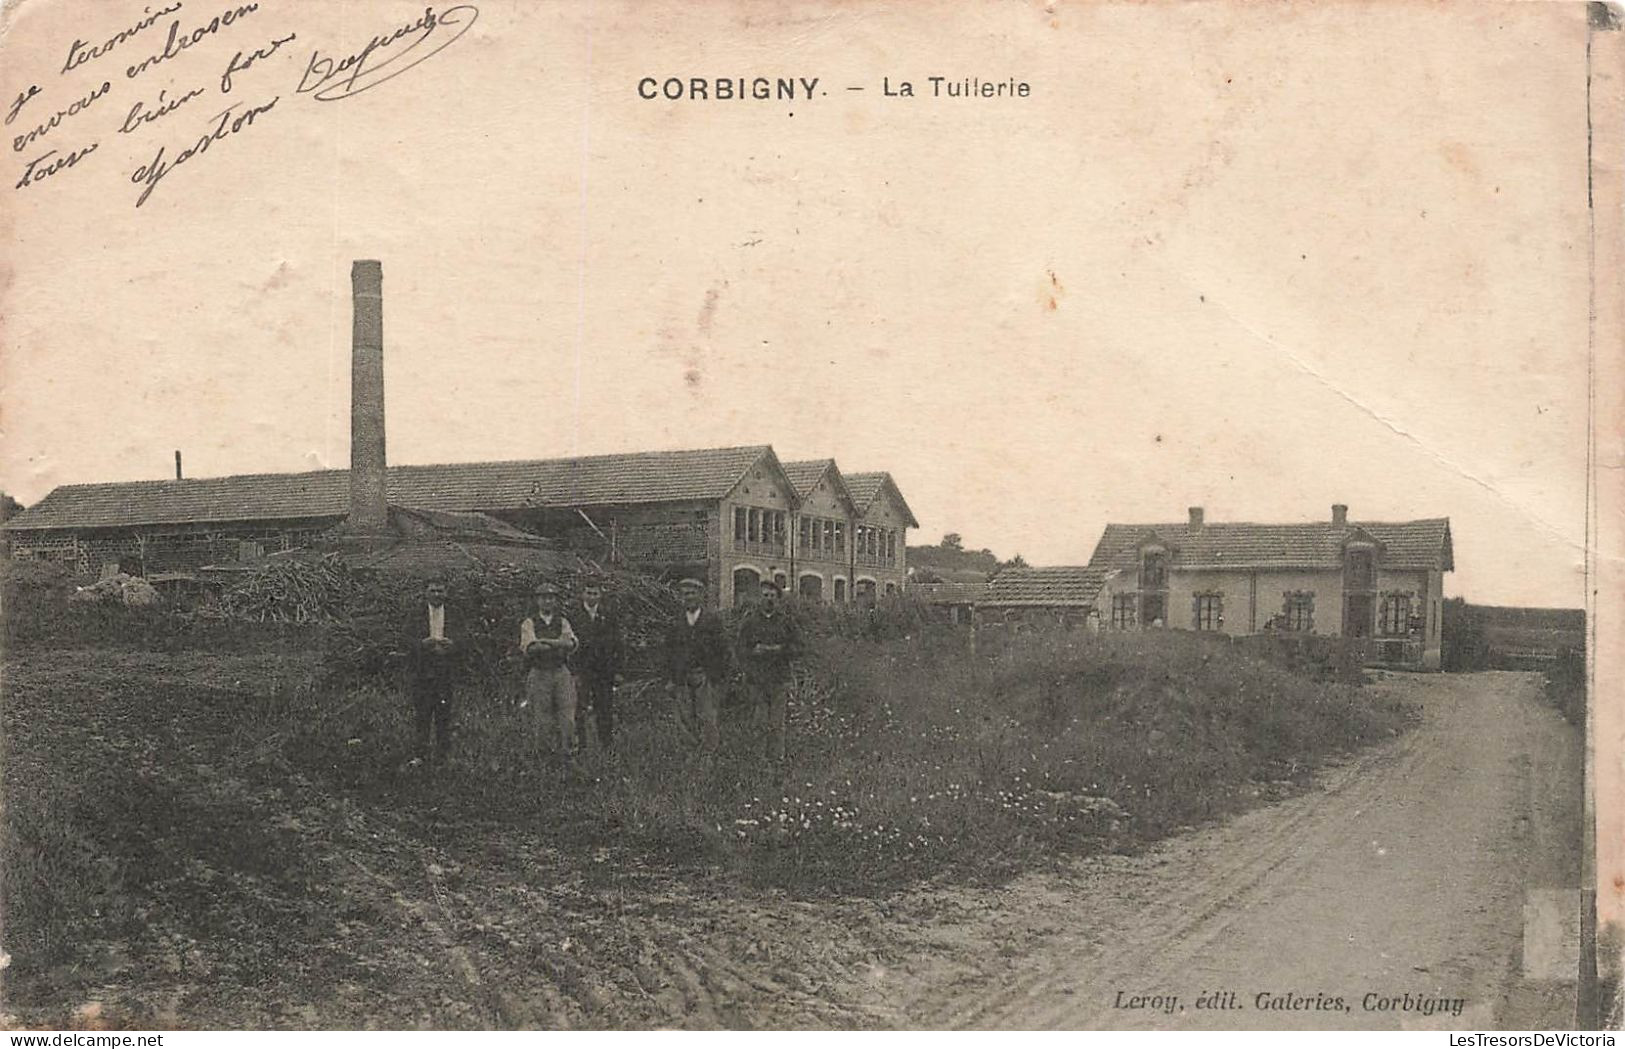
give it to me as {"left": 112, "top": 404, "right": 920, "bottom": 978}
{"left": 664, "top": 577, "right": 729, "bottom": 753}
{"left": 737, "top": 578, "right": 802, "bottom": 763}
{"left": 406, "top": 578, "right": 460, "bottom": 766}
{"left": 520, "top": 580, "right": 579, "bottom": 757}
{"left": 571, "top": 576, "right": 625, "bottom": 750}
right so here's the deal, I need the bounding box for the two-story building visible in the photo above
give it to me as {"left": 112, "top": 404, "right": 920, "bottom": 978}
{"left": 777, "top": 461, "right": 916, "bottom": 606}
{"left": 1087, "top": 505, "right": 1454, "bottom": 668}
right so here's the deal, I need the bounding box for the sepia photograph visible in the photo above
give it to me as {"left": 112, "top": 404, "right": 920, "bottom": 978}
{"left": 0, "top": 0, "right": 1620, "bottom": 1034}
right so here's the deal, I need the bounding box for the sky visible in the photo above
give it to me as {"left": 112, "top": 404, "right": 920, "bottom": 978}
{"left": 0, "top": 0, "right": 1596, "bottom": 607}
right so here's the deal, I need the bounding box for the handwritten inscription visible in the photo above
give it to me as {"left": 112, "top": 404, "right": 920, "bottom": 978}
{"left": 119, "top": 86, "right": 207, "bottom": 134}
{"left": 131, "top": 96, "right": 278, "bottom": 207}
{"left": 220, "top": 32, "right": 297, "bottom": 93}
{"left": 15, "top": 142, "right": 99, "bottom": 190}
{"left": 61, "top": 3, "right": 183, "bottom": 75}
{"left": 296, "top": 5, "right": 478, "bottom": 102}
{"left": 11, "top": 80, "right": 111, "bottom": 153}
{"left": 126, "top": 4, "right": 260, "bottom": 80}
{"left": 7, "top": 86, "right": 43, "bottom": 126}
{"left": 10, "top": 0, "right": 482, "bottom": 207}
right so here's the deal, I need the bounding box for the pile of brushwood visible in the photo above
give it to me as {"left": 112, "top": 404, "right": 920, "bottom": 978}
{"left": 214, "top": 555, "right": 363, "bottom": 623}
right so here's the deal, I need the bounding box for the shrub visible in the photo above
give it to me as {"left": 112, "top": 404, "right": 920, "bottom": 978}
{"left": 1441, "top": 597, "right": 1491, "bottom": 671}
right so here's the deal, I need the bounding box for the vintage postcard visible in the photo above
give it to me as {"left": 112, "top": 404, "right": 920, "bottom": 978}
{"left": 0, "top": 0, "right": 1620, "bottom": 1033}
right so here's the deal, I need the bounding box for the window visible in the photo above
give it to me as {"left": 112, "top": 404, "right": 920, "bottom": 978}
{"left": 748, "top": 508, "right": 760, "bottom": 543}
{"left": 1193, "top": 592, "right": 1223, "bottom": 631}
{"left": 822, "top": 519, "right": 834, "bottom": 553}
{"left": 771, "top": 511, "right": 785, "bottom": 547}
{"left": 834, "top": 578, "right": 847, "bottom": 602}
{"left": 734, "top": 507, "right": 747, "bottom": 543}
{"left": 835, "top": 522, "right": 845, "bottom": 554}
{"left": 1283, "top": 591, "right": 1314, "bottom": 632}
{"left": 800, "top": 517, "right": 812, "bottom": 550}
{"left": 1140, "top": 550, "right": 1167, "bottom": 589}
{"left": 887, "top": 531, "right": 897, "bottom": 563}
{"left": 1380, "top": 593, "right": 1413, "bottom": 636}
{"left": 1112, "top": 593, "right": 1138, "bottom": 630}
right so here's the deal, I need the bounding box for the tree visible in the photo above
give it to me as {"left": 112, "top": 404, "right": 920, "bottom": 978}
{"left": 0, "top": 492, "right": 22, "bottom": 524}
{"left": 988, "top": 553, "right": 1028, "bottom": 580}
{"left": 941, "top": 532, "right": 963, "bottom": 551}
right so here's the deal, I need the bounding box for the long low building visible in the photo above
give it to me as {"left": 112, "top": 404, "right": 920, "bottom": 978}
{"left": 2, "top": 445, "right": 916, "bottom": 609}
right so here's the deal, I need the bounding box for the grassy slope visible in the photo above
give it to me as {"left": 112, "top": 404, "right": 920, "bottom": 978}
{"left": 0, "top": 629, "right": 1415, "bottom": 1027}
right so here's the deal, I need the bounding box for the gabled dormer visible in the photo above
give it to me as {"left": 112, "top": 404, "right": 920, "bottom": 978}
{"left": 1134, "top": 530, "right": 1176, "bottom": 590}
{"left": 1340, "top": 526, "right": 1384, "bottom": 591}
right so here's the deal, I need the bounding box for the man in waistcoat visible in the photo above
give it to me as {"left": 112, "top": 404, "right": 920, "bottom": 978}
{"left": 520, "top": 579, "right": 579, "bottom": 757}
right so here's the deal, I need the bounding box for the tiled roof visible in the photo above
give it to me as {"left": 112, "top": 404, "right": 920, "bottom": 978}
{"left": 984, "top": 566, "right": 1111, "bottom": 607}
{"left": 781, "top": 459, "right": 858, "bottom": 513}
{"left": 1087, "top": 518, "right": 1453, "bottom": 571}
{"left": 844, "top": 472, "right": 921, "bottom": 528}
{"left": 912, "top": 581, "right": 990, "bottom": 605}
{"left": 4, "top": 446, "right": 774, "bottom": 532}
{"left": 781, "top": 459, "right": 834, "bottom": 497}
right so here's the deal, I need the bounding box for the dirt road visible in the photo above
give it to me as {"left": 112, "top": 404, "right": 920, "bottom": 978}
{"left": 841, "top": 671, "right": 1583, "bottom": 1029}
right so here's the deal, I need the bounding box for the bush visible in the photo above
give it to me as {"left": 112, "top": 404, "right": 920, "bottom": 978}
{"left": 1441, "top": 597, "right": 1491, "bottom": 671}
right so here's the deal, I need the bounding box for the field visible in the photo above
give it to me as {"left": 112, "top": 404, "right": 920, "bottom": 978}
{"left": 0, "top": 621, "right": 1417, "bottom": 1028}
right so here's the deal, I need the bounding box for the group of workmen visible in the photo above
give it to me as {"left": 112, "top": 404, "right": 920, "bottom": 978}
{"left": 403, "top": 574, "right": 802, "bottom": 767}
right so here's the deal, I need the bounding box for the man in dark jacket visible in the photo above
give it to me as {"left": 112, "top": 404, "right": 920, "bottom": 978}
{"left": 571, "top": 577, "right": 625, "bottom": 750}
{"left": 737, "top": 578, "right": 803, "bottom": 762}
{"left": 664, "top": 577, "right": 729, "bottom": 752}
{"left": 405, "top": 578, "right": 461, "bottom": 766}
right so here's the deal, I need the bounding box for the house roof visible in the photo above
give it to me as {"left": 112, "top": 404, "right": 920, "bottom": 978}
{"left": 912, "top": 581, "right": 991, "bottom": 605}
{"left": 985, "top": 566, "right": 1111, "bottom": 607}
{"left": 844, "top": 471, "right": 920, "bottom": 528}
{"left": 4, "top": 445, "right": 777, "bottom": 532}
{"left": 1087, "top": 518, "right": 1454, "bottom": 572}
{"left": 780, "top": 459, "right": 858, "bottom": 514}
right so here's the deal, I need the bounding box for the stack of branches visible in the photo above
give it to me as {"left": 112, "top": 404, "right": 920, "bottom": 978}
{"left": 215, "top": 555, "right": 361, "bottom": 623}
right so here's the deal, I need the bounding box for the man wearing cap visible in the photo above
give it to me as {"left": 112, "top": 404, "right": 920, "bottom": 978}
{"left": 571, "top": 577, "right": 625, "bottom": 750}
{"left": 737, "top": 578, "right": 802, "bottom": 763}
{"left": 664, "top": 577, "right": 729, "bottom": 752}
{"left": 520, "top": 580, "right": 580, "bottom": 757}
{"left": 405, "top": 578, "right": 462, "bottom": 766}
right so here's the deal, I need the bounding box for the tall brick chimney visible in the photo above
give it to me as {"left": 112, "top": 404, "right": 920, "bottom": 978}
{"left": 349, "top": 260, "right": 388, "bottom": 532}
{"left": 1188, "top": 506, "right": 1204, "bottom": 530}
{"left": 1332, "top": 503, "right": 1349, "bottom": 527}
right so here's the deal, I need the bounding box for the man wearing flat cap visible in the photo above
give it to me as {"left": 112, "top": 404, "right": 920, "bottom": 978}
{"left": 520, "top": 579, "right": 580, "bottom": 757}
{"left": 663, "top": 577, "right": 729, "bottom": 753}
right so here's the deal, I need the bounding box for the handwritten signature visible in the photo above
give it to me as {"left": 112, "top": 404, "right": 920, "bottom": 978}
{"left": 296, "top": 4, "right": 478, "bottom": 102}
{"left": 130, "top": 96, "right": 278, "bottom": 207}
